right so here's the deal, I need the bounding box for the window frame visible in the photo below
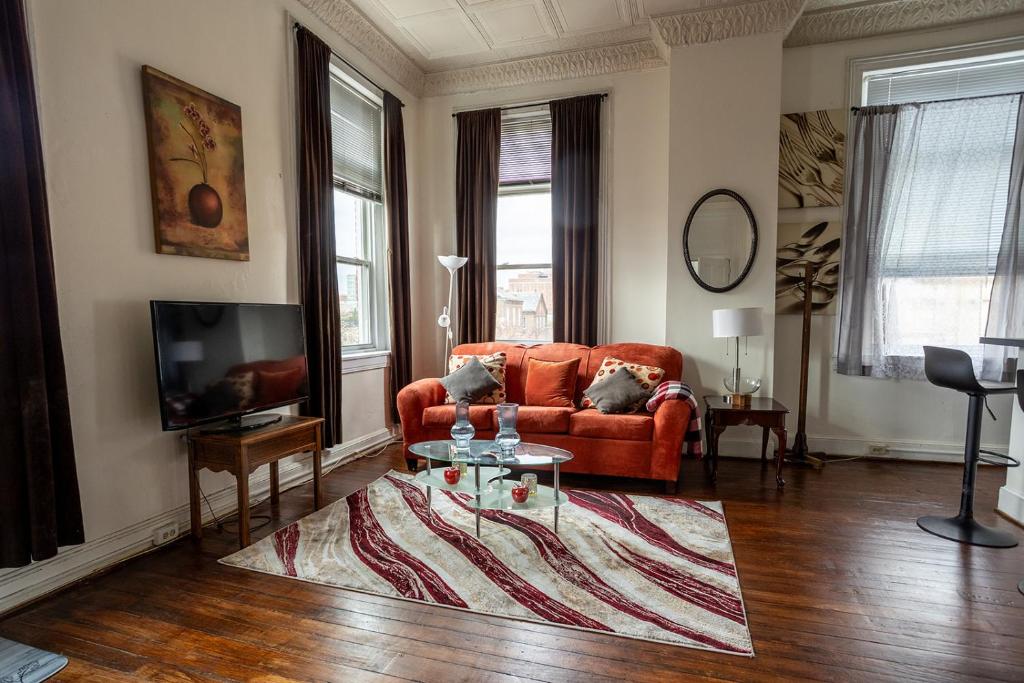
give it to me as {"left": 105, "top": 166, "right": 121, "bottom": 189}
{"left": 329, "top": 60, "right": 390, "bottom": 358}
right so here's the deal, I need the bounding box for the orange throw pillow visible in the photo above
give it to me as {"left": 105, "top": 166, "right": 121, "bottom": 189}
{"left": 525, "top": 358, "right": 580, "bottom": 408}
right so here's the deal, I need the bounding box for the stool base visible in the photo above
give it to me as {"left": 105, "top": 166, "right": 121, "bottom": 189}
{"left": 917, "top": 514, "right": 1018, "bottom": 548}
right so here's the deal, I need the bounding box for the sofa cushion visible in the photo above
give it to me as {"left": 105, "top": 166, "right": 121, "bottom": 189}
{"left": 583, "top": 367, "right": 652, "bottom": 414}
{"left": 524, "top": 357, "right": 580, "bottom": 408}
{"left": 493, "top": 406, "right": 574, "bottom": 434}
{"left": 570, "top": 410, "right": 654, "bottom": 441}
{"left": 439, "top": 356, "right": 501, "bottom": 404}
{"left": 445, "top": 352, "right": 507, "bottom": 404}
{"left": 423, "top": 404, "right": 496, "bottom": 430}
{"left": 581, "top": 356, "right": 664, "bottom": 412}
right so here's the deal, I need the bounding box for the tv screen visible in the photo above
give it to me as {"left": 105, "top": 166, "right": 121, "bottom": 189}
{"left": 150, "top": 301, "right": 309, "bottom": 430}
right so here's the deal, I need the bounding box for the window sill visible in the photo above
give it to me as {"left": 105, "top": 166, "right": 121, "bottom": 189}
{"left": 342, "top": 350, "right": 390, "bottom": 374}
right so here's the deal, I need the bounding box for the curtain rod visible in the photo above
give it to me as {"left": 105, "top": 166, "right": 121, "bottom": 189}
{"left": 293, "top": 22, "right": 404, "bottom": 108}
{"left": 851, "top": 89, "right": 1024, "bottom": 112}
{"left": 450, "top": 93, "right": 608, "bottom": 118}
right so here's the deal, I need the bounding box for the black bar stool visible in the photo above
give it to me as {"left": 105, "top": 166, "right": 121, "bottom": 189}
{"left": 917, "top": 346, "right": 1019, "bottom": 547}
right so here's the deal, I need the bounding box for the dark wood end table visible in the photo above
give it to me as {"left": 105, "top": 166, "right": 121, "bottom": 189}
{"left": 703, "top": 396, "right": 789, "bottom": 488}
{"left": 187, "top": 415, "right": 324, "bottom": 548}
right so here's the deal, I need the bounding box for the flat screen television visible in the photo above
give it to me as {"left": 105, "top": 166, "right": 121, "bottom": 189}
{"left": 150, "top": 301, "right": 309, "bottom": 431}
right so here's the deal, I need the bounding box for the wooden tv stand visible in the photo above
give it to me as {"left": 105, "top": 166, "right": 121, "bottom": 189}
{"left": 187, "top": 414, "right": 324, "bottom": 548}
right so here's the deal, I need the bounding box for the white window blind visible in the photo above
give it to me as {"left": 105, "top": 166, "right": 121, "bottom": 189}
{"left": 499, "top": 109, "right": 551, "bottom": 186}
{"left": 330, "top": 74, "right": 382, "bottom": 200}
{"left": 864, "top": 51, "right": 1024, "bottom": 106}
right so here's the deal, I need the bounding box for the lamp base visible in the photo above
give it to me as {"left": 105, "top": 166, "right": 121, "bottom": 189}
{"left": 726, "top": 393, "right": 752, "bottom": 408}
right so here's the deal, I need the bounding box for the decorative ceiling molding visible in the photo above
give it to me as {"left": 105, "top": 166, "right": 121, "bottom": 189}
{"left": 650, "top": 0, "right": 806, "bottom": 47}
{"left": 298, "top": 0, "right": 426, "bottom": 96}
{"left": 424, "top": 40, "right": 666, "bottom": 96}
{"left": 786, "top": 0, "right": 1024, "bottom": 47}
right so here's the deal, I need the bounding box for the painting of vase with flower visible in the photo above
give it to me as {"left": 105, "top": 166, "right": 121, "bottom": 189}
{"left": 142, "top": 66, "right": 249, "bottom": 260}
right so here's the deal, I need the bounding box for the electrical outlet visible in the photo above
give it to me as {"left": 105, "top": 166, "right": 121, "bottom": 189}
{"left": 152, "top": 522, "right": 179, "bottom": 546}
{"left": 867, "top": 443, "right": 889, "bottom": 456}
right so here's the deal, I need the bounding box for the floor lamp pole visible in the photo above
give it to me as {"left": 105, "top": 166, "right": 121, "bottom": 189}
{"left": 442, "top": 269, "right": 456, "bottom": 374}
{"left": 789, "top": 263, "right": 825, "bottom": 468}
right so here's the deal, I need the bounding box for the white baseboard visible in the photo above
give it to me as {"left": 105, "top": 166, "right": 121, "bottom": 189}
{"left": 716, "top": 433, "right": 1006, "bottom": 464}
{"left": 0, "top": 427, "right": 396, "bottom": 616}
{"left": 997, "top": 486, "right": 1024, "bottom": 526}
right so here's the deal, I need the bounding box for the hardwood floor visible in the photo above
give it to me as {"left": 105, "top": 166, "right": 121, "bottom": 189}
{"left": 3, "top": 447, "right": 1023, "bottom": 681}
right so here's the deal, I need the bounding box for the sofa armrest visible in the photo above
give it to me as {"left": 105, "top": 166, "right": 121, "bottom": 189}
{"left": 650, "top": 399, "right": 693, "bottom": 482}
{"left": 397, "top": 378, "right": 446, "bottom": 454}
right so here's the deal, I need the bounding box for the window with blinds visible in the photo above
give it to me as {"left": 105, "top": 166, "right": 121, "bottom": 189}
{"left": 860, "top": 50, "right": 1024, "bottom": 371}
{"left": 499, "top": 109, "right": 551, "bottom": 186}
{"left": 863, "top": 50, "right": 1024, "bottom": 105}
{"left": 329, "top": 66, "right": 388, "bottom": 353}
{"left": 330, "top": 73, "right": 382, "bottom": 200}
{"left": 495, "top": 107, "right": 553, "bottom": 342}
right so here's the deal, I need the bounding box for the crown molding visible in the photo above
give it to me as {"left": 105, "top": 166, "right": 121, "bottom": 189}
{"left": 786, "top": 0, "right": 1024, "bottom": 47}
{"left": 650, "top": 0, "right": 806, "bottom": 47}
{"left": 423, "top": 40, "right": 666, "bottom": 96}
{"left": 298, "top": 0, "right": 425, "bottom": 96}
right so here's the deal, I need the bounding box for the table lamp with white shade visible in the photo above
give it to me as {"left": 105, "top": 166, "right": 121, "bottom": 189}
{"left": 712, "top": 307, "right": 764, "bottom": 407}
{"left": 437, "top": 254, "right": 468, "bottom": 373}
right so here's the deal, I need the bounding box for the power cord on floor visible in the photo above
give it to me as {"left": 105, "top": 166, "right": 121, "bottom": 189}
{"left": 198, "top": 481, "right": 273, "bottom": 534}
{"left": 359, "top": 435, "right": 402, "bottom": 459}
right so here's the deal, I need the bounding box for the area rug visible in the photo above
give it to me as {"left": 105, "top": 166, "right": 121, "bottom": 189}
{"left": 220, "top": 470, "right": 753, "bottom": 655}
{"left": 0, "top": 637, "right": 68, "bottom": 682}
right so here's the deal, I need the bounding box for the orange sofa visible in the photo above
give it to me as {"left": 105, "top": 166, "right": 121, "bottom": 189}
{"left": 397, "top": 342, "right": 690, "bottom": 493}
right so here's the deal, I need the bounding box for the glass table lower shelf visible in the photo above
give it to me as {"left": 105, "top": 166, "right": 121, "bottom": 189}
{"left": 408, "top": 440, "right": 573, "bottom": 538}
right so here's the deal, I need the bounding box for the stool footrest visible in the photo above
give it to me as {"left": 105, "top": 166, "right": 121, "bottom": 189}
{"left": 979, "top": 449, "right": 1020, "bottom": 468}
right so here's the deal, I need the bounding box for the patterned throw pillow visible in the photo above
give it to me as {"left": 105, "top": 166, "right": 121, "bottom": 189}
{"left": 580, "top": 356, "right": 664, "bottom": 412}
{"left": 444, "top": 352, "right": 507, "bottom": 404}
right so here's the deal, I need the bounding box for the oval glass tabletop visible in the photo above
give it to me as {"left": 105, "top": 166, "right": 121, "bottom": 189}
{"left": 408, "top": 439, "right": 573, "bottom": 466}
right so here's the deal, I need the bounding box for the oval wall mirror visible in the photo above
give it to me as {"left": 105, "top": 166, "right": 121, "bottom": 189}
{"left": 682, "top": 189, "right": 758, "bottom": 293}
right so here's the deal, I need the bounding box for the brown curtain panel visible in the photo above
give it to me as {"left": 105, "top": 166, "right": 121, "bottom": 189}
{"left": 0, "top": 0, "right": 84, "bottom": 568}
{"left": 383, "top": 91, "right": 410, "bottom": 422}
{"left": 295, "top": 26, "right": 342, "bottom": 447}
{"left": 455, "top": 109, "right": 501, "bottom": 344}
{"left": 550, "top": 95, "right": 602, "bottom": 346}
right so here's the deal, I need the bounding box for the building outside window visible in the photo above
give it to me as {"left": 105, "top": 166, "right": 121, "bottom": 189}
{"left": 329, "top": 62, "right": 389, "bottom": 354}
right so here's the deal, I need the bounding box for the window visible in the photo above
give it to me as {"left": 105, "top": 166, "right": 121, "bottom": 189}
{"left": 330, "top": 63, "right": 388, "bottom": 353}
{"left": 496, "top": 109, "right": 553, "bottom": 343}
{"left": 855, "top": 47, "right": 1024, "bottom": 374}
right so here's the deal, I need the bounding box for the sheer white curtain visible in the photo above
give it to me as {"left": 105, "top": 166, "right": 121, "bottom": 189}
{"left": 860, "top": 95, "right": 1020, "bottom": 378}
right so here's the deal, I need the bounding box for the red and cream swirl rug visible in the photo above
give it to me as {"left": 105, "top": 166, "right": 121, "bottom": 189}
{"left": 220, "top": 471, "right": 753, "bottom": 655}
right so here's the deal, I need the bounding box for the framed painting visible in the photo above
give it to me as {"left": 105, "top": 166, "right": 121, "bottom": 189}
{"left": 776, "top": 220, "right": 841, "bottom": 316}
{"left": 778, "top": 109, "right": 846, "bottom": 208}
{"left": 142, "top": 65, "right": 249, "bottom": 260}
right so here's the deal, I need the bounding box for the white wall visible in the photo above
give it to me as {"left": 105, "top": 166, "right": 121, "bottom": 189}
{"left": 777, "top": 16, "right": 1024, "bottom": 457}
{"left": 665, "top": 32, "right": 784, "bottom": 413}
{"left": 412, "top": 68, "right": 670, "bottom": 378}
{"left": 1, "top": 0, "right": 409, "bottom": 612}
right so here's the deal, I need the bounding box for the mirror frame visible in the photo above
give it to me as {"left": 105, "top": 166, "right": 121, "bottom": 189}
{"left": 682, "top": 188, "right": 758, "bottom": 293}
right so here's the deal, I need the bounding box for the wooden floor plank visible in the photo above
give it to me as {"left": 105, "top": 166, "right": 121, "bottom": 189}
{"left": 2, "top": 448, "right": 1023, "bottom": 681}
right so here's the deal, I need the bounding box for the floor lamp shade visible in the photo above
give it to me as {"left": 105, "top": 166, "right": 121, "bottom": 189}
{"left": 713, "top": 307, "right": 764, "bottom": 339}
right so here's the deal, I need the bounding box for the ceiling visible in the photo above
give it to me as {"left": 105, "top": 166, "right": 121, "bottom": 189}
{"left": 346, "top": 0, "right": 718, "bottom": 72}
{"left": 302, "top": 0, "right": 1024, "bottom": 96}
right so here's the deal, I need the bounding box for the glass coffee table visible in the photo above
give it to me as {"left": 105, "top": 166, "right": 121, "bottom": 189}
{"left": 408, "top": 440, "right": 573, "bottom": 538}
